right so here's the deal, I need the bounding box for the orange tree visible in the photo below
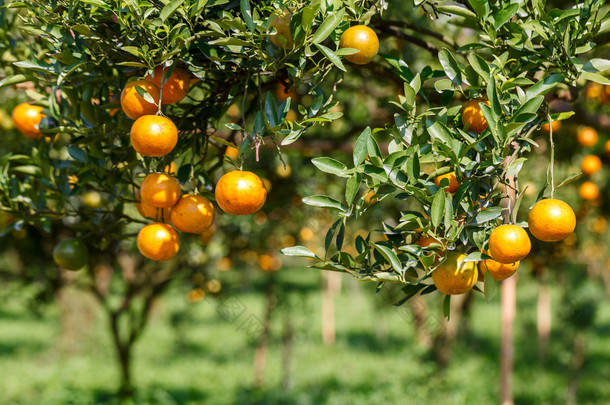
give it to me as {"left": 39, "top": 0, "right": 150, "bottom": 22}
{"left": 1, "top": 0, "right": 610, "bottom": 400}
{"left": 0, "top": 0, "right": 389, "bottom": 398}
{"left": 283, "top": 1, "right": 609, "bottom": 311}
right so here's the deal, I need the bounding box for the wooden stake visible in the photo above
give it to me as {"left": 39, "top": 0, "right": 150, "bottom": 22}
{"left": 500, "top": 274, "right": 516, "bottom": 405}
{"left": 321, "top": 272, "right": 340, "bottom": 345}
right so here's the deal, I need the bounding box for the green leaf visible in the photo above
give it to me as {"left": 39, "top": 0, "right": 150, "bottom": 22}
{"left": 353, "top": 127, "right": 371, "bottom": 167}
{"left": 225, "top": 123, "right": 242, "bottom": 131}
{"left": 580, "top": 71, "right": 610, "bottom": 85}
{"left": 467, "top": 53, "right": 490, "bottom": 83}
{"left": 374, "top": 243, "right": 403, "bottom": 273}
{"left": 526, "top": 74, "right": 564, "bottom": 99}
{"left": 506, "top": 158, "right": 526, "bottom": 176}
{"left": 443, "top": 294, "right": 451, "bottom": 319}
{"left": 582, "top": 58, "right": 610, "bottom": 73}
{"left": 511, "top": 96, "right": 544, "bottom": 117}
{"left": 311, "top": 157, "right": 347, "bottom": 176}
{"left": 556, "top": 173, "right": 582, "bottom": 189}
{"left": 240, "top": 0, "right": 256, "bottom": 32}
{"left": 467, "top": 0, "right": 487, "bottom": 18}
{"left": 487, "top": 77, "right": 501, "bottom": 118}
{"left": 493, "top": 3, "right": 519, "bottom": 29}
{"left": 473, "top": 207, "right": 504, "bottom": 224}
{"left": 67, "top": 146, "right": 86, "bottom": 163}
{"left": 160, "top": 0, "right": 184, "bottom": 22}
{"left": 484, "top": 271, "right": 497, "bottom": 302}
{"left": 209, "top": 37, "right": 253, "bottom": 46}
{"left": 264, "top": 91, "right": 279, "bottom": 128}
{"left": 0, "top": 74, "right": 28, "bottom": 89}
{"left": 345, "top": 173, "right": 362, "bottom": 206}
{"left": 436, "top": 5, "right": 477, "bottom": 19}
{"left": 438, "top": 49, "right": 462, "bottom": 86}
{"left": 315, "top": 43, "right": 346, "bottom": 72}
{"left": 281, "top": 246, "right": 319, "bottom": 259}
{"left": 302, "top": 195, "right": 347, "bottom": 212}
{"left": 463, "top": 252, "right": 486, "bottom": 262}
{"left": 79, "top": 0, "right": 111, "bottom": 8}
{"left": 430, "top": 191, "right": 446, "bottom": 228}
{"left": 363, "top": 165, "right": 388, "bottom": 182}
{"left": 312, "top": 8, "right": 345, "bottom": 44}
{"left": 406, "top": 151, "right": 420, "bottom": 180}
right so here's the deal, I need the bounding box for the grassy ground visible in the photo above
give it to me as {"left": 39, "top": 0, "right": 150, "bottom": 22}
{"left": 0, "top": 267, "right": 609, "bottom": 405}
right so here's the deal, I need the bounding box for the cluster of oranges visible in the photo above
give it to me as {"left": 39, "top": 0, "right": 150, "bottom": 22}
{"left": 121, "top": 66, "right": 191, "bottom": 157}
{"left": 118, "top": 66, "right": 268, "bottom": 261}
{"left": 541, "top": 122, "right": 605, "bottom": 202}
{"left": 133, "top": 166, "right": 267, "bottom": 262}
{"left": 12, "top": 65, "right": 268, "bottom": 266}
{"left": 427, "top": 100, "right": 578, "bottom": 295}
{"left": 575, "top": 126, "right": 603, "bottom": 202}
{"left": 269, "top": 9, "right": 380, "bottom": 66}
{"left": 430, "top": 198, "right": 577, "bottom": 296}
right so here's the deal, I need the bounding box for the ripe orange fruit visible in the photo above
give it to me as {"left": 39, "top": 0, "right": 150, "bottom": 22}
{"left": 577, "top": 127, "right": 598, "bottom": 147}
{"left": 604, "top": 86, "right": 610, "bottom": 102}
{"left": 120, "top": 80, "right": 160, "bottom": 120}
{"left": 275, "top": 82, "right": 298, "bottom": 102}
{"left": 541, "top": 120, "right": 561, "bottom": 133}
{"left": 135, "top": 189, "right": 172, "bottom": 222}
{"left": 339, "top": 25, "right": 379, "bottom": 65}
{"left": 259, "top": 253, "right": 282, "bottom": 271}
{"left": 581, "top": 154, "right": 602, "bottom": 175}
{"left": 130, "top": 115, "right": 178, "bottom": 157}
{"left": 585, "top": 82, "right": 603, "bottom": 100}
{"left": 53, "top": 238, "right": 88, "bottom": 270}
{"left": 462, "top": 99, "right": 490, "bottom": 134}
{"left": 163, "top": 162, "right": 177, "bottom": 174}
{"left": 12, "top": 102, "right": 45, "bottom": 139}
{"left": 170, "top": 194, "right": 214, "bottom": 234}
{"left": 434, "top": 172, "right": 459, "bottom": 194}
{"left": 579, "top": 181, "right": 599, "bottom": 201}
{"left": 145, "top": 66, "right": 191, "bottom": 105}
{"left": 528, "top": 199, "right": 576, "bottom": 242}
{"left": 140, "top": 173, "right": 181, "bottom": 208}
{"left": 137, "top": 223, "right": 180, "bottom": 261}
{"left": 286, "top": 109, "right": 297, "bottom": 122}
{"left": 417, "top": 235, "right": 442, "bottom": 248}
{"left": 269, "top": 14, "right": 293, "bottom": 49}
{"left": 488, "top": 225, "right": 531, "bottom": 264}
{"left": 432, "top": 253, "right": 478, "bottom": 295}
{"left": 364, "top": 189, "right": 377, "bottom": 205}
{"left": 478, "top": 257, "right": 519, "bottom": 281}
{"left": 215, "top": 171, "right": 267, "bottom": 215}
{"left": 224, "top": 145, "right": 240, "bottom": 160}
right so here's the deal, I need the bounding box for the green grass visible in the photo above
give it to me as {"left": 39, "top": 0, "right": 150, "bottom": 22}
{"left": 0, "top": 268, "right": 609, "bottom": 405}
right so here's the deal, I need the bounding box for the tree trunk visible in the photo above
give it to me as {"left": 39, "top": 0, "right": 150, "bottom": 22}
{"left": 110, "top": 313, "right": 133, "bottom": 399}
{"left": 500, "top": 275, "right": 516, "bottom": 405}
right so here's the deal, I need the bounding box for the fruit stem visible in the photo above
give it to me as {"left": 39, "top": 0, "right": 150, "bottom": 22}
{"left": 548, "top": 112, "right": 555, "bottom": 198}
{"left": 157, "top": 65, "right": 165, "bottom": 115}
